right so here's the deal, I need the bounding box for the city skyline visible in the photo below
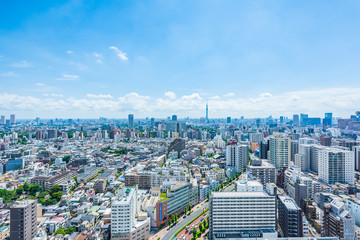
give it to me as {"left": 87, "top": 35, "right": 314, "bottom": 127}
{"left": 1, "top": 1, "right": 360, "bottom": 118}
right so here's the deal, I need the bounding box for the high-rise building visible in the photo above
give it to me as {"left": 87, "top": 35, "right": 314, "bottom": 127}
{"left": 320, "top": 135, "right": 331, "bottom": 147}
{"left": 111, "top": 186, "right": 150, "bottom": 240}
{"left": 295, "top": 181, "right": 307, "bottom": 209}
{"left": 128, "top": 114, "right": 134, "bottom": 129}
{"left": 209, "top": 177, "right": 277, "bottom": 240}
{"left": 299, "top": 137, "right": 317, "bottom": 145}
{"left": 248, "top": 160, "right": 276, "bottom": 188}
{"left": 150, "top": 118, "right": 155, "bottom": 128}
{"left": 226, "top": 142, "right": 249, "bottom": 172}
{"left": 35, "top": 130, "right": 43, "bottom": 140}
{"left": 166, "top": 182, "right": 190, "bottom": 216}
{"left": 355, "top": 146, "right": 360, "bottom": 171}
{"left": 310, "top": 145, "right": 325, "bottom": 174}
{"left": 323, "top": 198, "right": 355, "bottom": 240}
{"left": 226, "top": 117, "right": 231, "bottom": 124}
{"left": 171, "top": 115, "right": 177, "bottom": 121}
{"left": 338, "top": 139, "right": 359, "bottom": 151}
{"left": 10, "top": 114, "right": 16, "bottom": 124}
{"left": 269, "top": 134, "right": 291, "bottom": 169}
{"left": 323, "top": 113, "right": 333, "bottom": 126}
{"left": 318, "top": 148, "right": 354, "bottom": 184}
{"left": 279, "top": 116, "right": 284, "bottom": 124}
{"left": 293, "top": 114, "right": 300, "bottom": 126}
{"left": 249, "top": 132, "right": 264, "bottom": 144}
{"left": 47, "top": 129, "right": 57, "bottom": 139}
{"left": 206, "top": 100, "right": 209, "bottom": 123}
{"left": 10, "top": 199, "right": 37, "bottom": 240}
{"left": 295, "top": 144, "right": 312, "bottom": 171}
{"left": 291, "top": 140, "right": 299, "bottom": 163}
{"left": 259, "top": 140, "right": 269, "bottom": 159}
{"left": 1, "top": 115, "right": 5, "bottom": 125}
{"left": 278, "top": 196, "right": 303, "bottom": 237}
{"left": 300, "top": 113, "right": 308, "bottom": 126}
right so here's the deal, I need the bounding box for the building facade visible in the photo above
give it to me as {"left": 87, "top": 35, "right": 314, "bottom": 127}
{"left": 10, "top": 200, "right": 37, "bottom": 240}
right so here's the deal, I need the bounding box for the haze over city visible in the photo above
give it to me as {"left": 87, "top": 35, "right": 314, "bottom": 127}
{"left": 1, "top": 1, "right": 360, "bottom": 118}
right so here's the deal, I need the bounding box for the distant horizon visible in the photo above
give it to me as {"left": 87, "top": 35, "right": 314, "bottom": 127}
{"left": 2, "top": 113, "right": 356, "bottom": 121}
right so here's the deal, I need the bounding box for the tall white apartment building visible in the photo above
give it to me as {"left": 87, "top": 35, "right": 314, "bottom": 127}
{"left": 318, "top": 148, "right": 354, "bottom": 184}
{"left": 249, "top": 132, "right": 264, "bottom": 144}
{"left": 310, "top": 145, "right": 325, "bottom": 174}
{"left": 111, "top": 187, "right": 138, "bottom": 239}
{"left": 269, "top": 134, "right": 291, "bottom": 169}
{"left": 209, "top": 178, "right": 276, "bottom": 240}
{"left": 226, "top": 143, "right": 249, "bottom": 172}
{"left": 295, "top": 144, "right": 312, "bottom": 171}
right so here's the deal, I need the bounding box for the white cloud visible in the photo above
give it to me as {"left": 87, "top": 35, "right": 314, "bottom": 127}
{"left": 66, "top": 50, "right": 73, "bottom": 54}
{"left": 93, "top": 52, "right": 103, "bottom": 64}
{"left": 109, "top": 46, "right": 128, "bottom": 61}
{"left": 86, "top": 94, "right": 113, "bottom": 99}
{"left": 35, "top": 83, "right": 47, "bottom": 87}
{"left": 209, "top": 95, "right": 221, "bottom": 100}
{"left": 164, "top": 91, "right": 176, "bottom": 99}
{"left": 44, "top": 93, "right": 63, "bottom": 97}
{"left": 0, "top": 71, "right": 17, "bottom": 77}
{"left": 223, "top": 92, "right": 235, "bottom": 97}
{"left": 260, "top": 92, "right": 272, "bottom": 98}
{"left": 9, "top": 60, "right": 31, "bottom": 68}
{"left": 56, "top": 74, "right": 80, "bottom": 81}
{"left": 1, "top": 88, "right": 359, "bottom": 118}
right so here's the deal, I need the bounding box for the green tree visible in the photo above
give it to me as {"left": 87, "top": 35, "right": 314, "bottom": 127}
{"left": 51, "top": 191, "right": 63, "bottom": 201}
{"left": 23, "top": 182, "right": 30, "bottom": 192}
{"left": 37, "top": 191, "right": 48, "bottom": 198}
{"left": 43, "top": 198, "right": 57, "bottom": 206}
{"left": 54, "top": 227, "right": 66, "bottom": 235}
{"left": 199, "top": 222, "right": 203, "bottom": 232}
{"left": 67, "top": 132, "right": 74, "bottom": 139}
{"left": 29, "top": 184, "right": 40, "bottom": 196}
{"left": 184, "top": 207, "right": 187, "bottom": 215}
{"left": 16, "top": 186, "right": 24, "bottom": 195}
{"left": 192, "top": 227, "right": 197, "bottom": 236}
{"left": 64, "top": 227, "right": 76, "bottom": 234}
{"left": 63, "top": 155, "right": 71, "bottom": 163}
{"left": 203, "top": 219, "right": 208, "bottom": 228}
{"left": 49, "top": 185, "right": 61, "bottom": 194}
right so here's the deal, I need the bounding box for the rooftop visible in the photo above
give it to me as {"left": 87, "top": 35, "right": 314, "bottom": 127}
{"left": 279, "top": 196, "right": 300, "bottom": 210}
{"left": 212, "top": 191, "right": 269, "bottom": 198}
{"left": 10, "top": 199, "right": 37, "bottom": 208}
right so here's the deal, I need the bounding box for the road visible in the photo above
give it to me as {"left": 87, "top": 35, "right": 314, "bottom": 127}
{"left": 162, "top": 183, "right": 235, "bottom": 240}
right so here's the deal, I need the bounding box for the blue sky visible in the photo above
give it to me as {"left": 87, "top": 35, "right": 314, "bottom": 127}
{"left": 1, "top": 0, "right": 360, "bottom": 118}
